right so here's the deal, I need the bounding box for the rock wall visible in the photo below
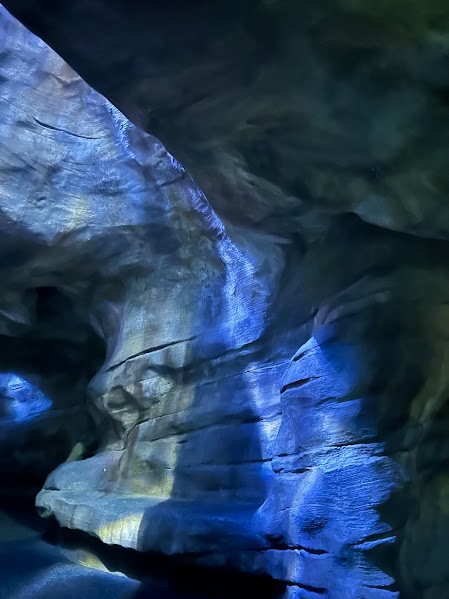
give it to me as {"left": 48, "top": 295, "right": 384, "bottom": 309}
{"left": 4, "top": 0, "right": 449, "bottom": 239}
{"left": 0, "top": 0, "right": 287, "bottom": 559}
{"left": 1, "top": 4, "right": 449, "bottom": 598}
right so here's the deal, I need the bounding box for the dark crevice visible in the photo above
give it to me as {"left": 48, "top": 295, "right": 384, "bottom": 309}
{"left": 106, "top": 335, "right": 198, "bottom": 372}
{"left": 33, "top": 116, "right": 102, "bottom": 140}
{"left": 39, "top": 520, "right": 285, "bottom": 599}
{"left": 0, "top": 283, "right": 106, "bottom": 498}
{"left": 280, "top": 376, "right": 319, "bottom": 394}
{"left": 259, "top": 543, "right": 328, "bottom": 556}
{"left": 286, "top": 581, "right": 327, "bottom": 595}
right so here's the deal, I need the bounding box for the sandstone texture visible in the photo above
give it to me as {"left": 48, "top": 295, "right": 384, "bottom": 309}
{"left": 1, "top": 2, "right": 449, "bottom": 598}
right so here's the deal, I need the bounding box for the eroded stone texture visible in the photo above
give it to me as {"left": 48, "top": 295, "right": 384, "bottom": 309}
{"left": 3, "top": 0, "right": 449, "bottom": 240}
{"left": 1, "top": 3, "right": 449, "bottom": 599}
{"left": 0, "top": 0, "right": 288, "bottom": 565}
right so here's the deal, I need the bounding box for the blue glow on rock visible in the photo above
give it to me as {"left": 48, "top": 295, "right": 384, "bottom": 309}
{"left": 106, "top": 102, "right": 132, "bottom": 154}
{"left": 103, "top": 99, "right": 274, "bottom": 350}
{"left": 186, "top": 181, "right": 270, "bottom": 346}
{"left": 0, "top": 374, "right": 52, "bottom": 423}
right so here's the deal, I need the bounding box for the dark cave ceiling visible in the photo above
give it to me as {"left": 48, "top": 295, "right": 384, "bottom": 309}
{"left": 3, "top": 0, "right": 449, "bottom": 239}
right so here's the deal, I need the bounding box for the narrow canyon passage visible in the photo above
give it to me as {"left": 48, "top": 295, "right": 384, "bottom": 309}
{"left": 1, "top": 2, "right": 449, "bottom": 598}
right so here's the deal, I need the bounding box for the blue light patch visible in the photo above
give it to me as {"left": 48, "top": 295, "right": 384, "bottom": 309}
{"left": 0, "top": 374, "right": 52, "bottom": 423}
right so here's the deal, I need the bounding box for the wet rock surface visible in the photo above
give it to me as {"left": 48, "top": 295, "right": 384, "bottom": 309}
{"left": 0, "top": 2, "right": 449, "bottom": 598}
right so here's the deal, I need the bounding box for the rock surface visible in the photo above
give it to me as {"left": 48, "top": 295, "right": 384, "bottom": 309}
{"left": 1, "top": 3, "right": 449, "bottom": 599}
{"left": 3, "top": 0, "right": 449, "bottom": 240}
{"left": 0, "top": 0, "right": 287, "bottom": 570}
{"left": 0, "top": 506, "right": 140, "bottom": 599}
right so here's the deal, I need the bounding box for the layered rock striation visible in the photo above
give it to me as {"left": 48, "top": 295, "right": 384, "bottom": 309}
{"left": 0, "top": 0, "right": 287, "bottom": 562}
{"left": 1, "top": 3, "right": 449, "bottom": 598}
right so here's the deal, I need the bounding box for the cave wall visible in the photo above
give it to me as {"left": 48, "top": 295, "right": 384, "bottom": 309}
{"left": 0, "top": 0, "right": 288, "bottom": 555}
{"left": 3, "top": 0, "right": 449, "bottom": 238}
{"left": 1, "top": 3, "right": 449, "bottom": 598}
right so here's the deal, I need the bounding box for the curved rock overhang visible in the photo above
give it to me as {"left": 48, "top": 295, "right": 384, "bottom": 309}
{"left": 3, "top": 0, "right": 449, "bottom": 239}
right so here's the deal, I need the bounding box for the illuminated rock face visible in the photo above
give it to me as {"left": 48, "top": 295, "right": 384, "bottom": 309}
{"left": 4, "top": 0, "right": 449, "bottom": 241}
{"left": 0, "top": 0, "right": 286, "bottom": 558}
{"left": 2, "top": 4, "right": 449, "bottom": 599}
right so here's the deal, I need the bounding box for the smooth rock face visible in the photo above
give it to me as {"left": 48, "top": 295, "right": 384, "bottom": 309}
{"left": 1, "top": 4, "right": 449, "bottom": 599}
